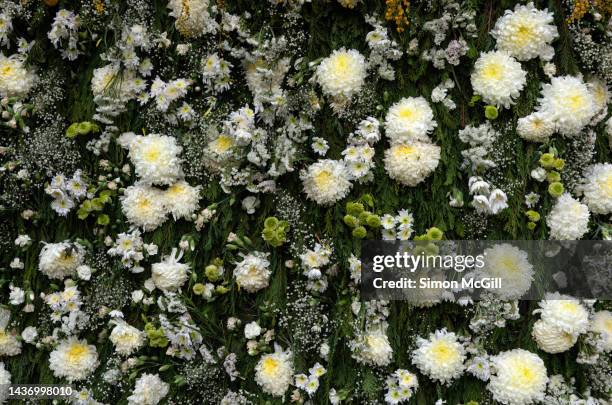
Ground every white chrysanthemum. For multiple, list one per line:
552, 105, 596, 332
537, 76, 598, 136
0, 53, 35, 98
0, 361, 10, 403
162, 181, 201, 220
491, 2, 558, 61
167, 0, 216, 38
470, 51, 526, 108
110, 321, 145, 356
384, 142, 440, 187
49, 338, 99, 382
488, 349, 548, 405
482, 244, 534, 300
300, 159, 352, 206
315, 48, 367, 98
587, 76, 610, 116
128, 134, 183, 185
208, 134, 235, 155
590, 310, 612, 352
121, 185, 167, 231
91, 64, 142, 101
546, 193, 590, 240
411, 329, 465, 385
151, 250, 189, 292
0, 329, 21, 357
255, 344, 293, 397
534, 293, 589, 336
127, 373, 169, 405
517, 112, 555, 143
352, 329, 393, 367
39, 241, 85, 280
532, 319, 577, 354
384, 97, 437, 143
233, 252, 271, 293
580, 163, 612, 215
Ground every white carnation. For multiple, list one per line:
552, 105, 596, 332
0, 53, 35, 98
482, 243, 534, 300
516, 112, 555, 143
127, 373, 169, 405
49, 338, 99, 382
39, 241, 85, 280
315, 48, 367, 99
487, 349, 548, 405
580, 163, 612, 215
128, 134, 183, 185
532, 319, 577, 354
162, 180, 201, 220
255, 344, 293, 397
534, 293, 589, 336
233, 251, 271, 293
110, 321, 146, 356
384, 142, 440, 187
590, 310, 612, 352
470, 51, 526, 108
121, 184, 168, 231
151, 249, 190, 292
546, 193, 590, 240
300, 159, 352, 206
384, 97, 437, 143
491, 2, 558, 61
411, 329, 465, 385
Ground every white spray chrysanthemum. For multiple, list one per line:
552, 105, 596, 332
352, 329, 393, 367
411, 329, 465, 385
110, 321, 146, 356
491, 2, 558, 61
255, 343, 293, 397
315, 48, 367, 99
49, 338, 99, 382
127, 373, 169, 405
39, 241, 85, 280
162, 180, 201, 220
590, 310, 612, 352
532, 319, 578, 354
580, 163, 612, 215
546, 193, 590, 240
481, 243, 534, 300
121, 184, 168, 231
0, 53, 35, 98
470, 51, 526, 108
300, 159, 352, 206
384, 142, 440, 187
487, 349, 548, 405
534, 293, 589, 336
517, 112, 555, 143
537, 76, 598, 136
384, 97, 437, 143
151, 249, 190, 292
128, 134, 183, 185
233, 251, 271, 293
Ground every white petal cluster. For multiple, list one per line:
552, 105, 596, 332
0, 53, 35, 98
127, 373, 169, 405
162, 180, 201, 220
0, 362, 10, 403
534, 293, 589, 336
300, 159, 352, 206
517, 112, 555, 143
110, 321, 146, 356
167, 0, 217, 38
233, 251, 271, 293
546, 193, 590, 240
482, 243, 533, 300
537, 76, 598, 136
91, 64, 144, 101
384, 97, 437, 143
0, 329, 21, 357
49, 338, 99, 382
487, 349, 548, 405
470, 51, 526, 108
384, 142, 440, 187
255, 344, 293, 397
491, 2, 558, 61
532, 319, 577, 354
351, 329, 393, 367
39, 241, 85, 280
590, 310, 612, 352
151, 249, 190, 292
121, 185, 168, 231
411, 329, 465, 385
127, 134, 183, 185
580, 163, 612, 215
315, 48, 367, 99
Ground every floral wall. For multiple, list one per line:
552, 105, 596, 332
0, 0, 611, 404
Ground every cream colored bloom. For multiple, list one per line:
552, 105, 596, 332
384, 142, 440, 187
49, 338, 99, 382
487, 349, 548, 405
301, 159, 352, 206
384, 97, 437, 143
255, 344, 293, 397
412, 329, 465, 384
580, 163, 612, 215
315, 48, 366, 99
0, 54, 35, 98
471, 51, 526, 108
590, 310, 612, 352
532, 319, 577, 353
